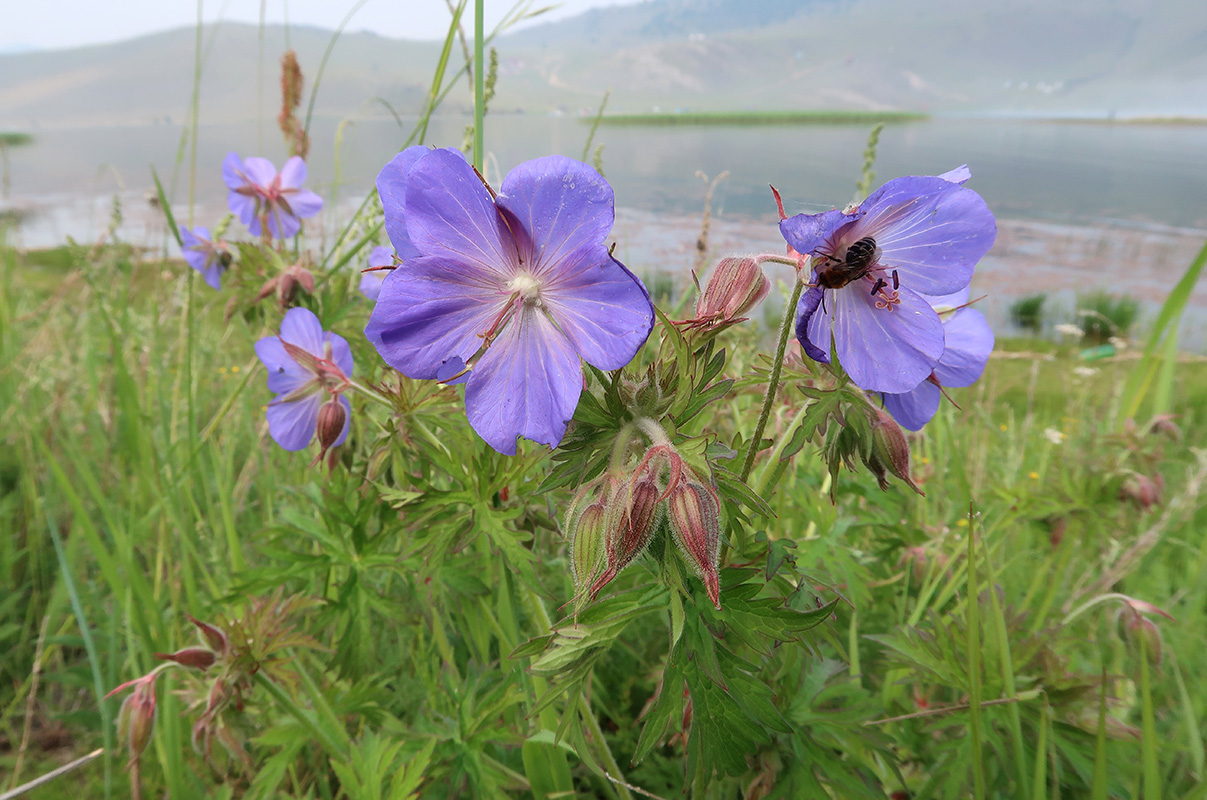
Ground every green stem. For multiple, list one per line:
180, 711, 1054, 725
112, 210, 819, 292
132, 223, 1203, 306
579, 694, 634, 800
967, 512, 986, 799
739, 277, 803, 482
750, 399, 810, 498
255, 671, 349, 759
473, 0, 485, 172
346, 379, 396, 410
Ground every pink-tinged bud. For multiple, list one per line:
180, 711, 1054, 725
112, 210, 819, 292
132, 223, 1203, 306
255, 276, 279, 303
287, 263, 315, 294
313, 396, 347, 465
867, 408, 923, 496
666, 476, 722, 609
1119, 473, 1162, 510
1147, 414, 1181, 440
1117, 606, 1165, 668
589, 473, 663, 599
187, 615, 230, 655
154, 647, 217, 670
113, 674, 157, 767
693, 256, 770, 330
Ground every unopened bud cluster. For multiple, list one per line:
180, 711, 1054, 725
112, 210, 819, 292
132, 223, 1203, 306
566, 442, 723, 610
825, 400, 923, 497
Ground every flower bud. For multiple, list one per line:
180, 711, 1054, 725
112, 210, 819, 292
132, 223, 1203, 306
695, 256, 770, 329
570, 502, 607, 598
113, 674, 158, 767
187, 614, 230, 656
1119, 473, 1162, 510
866, 407, 923, 496
1148, 414, 1181, 440
589, 472, 663, 599
1118, 606, 1165, 668
154, 647, 217, 670
313, 396, 347, 465
666, 474, 722, 609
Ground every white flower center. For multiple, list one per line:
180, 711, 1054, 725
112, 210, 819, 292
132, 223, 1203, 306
508, 273, 543, 306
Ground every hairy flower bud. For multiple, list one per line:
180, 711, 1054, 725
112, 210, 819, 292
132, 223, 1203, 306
565, 482, 609, 600
666, 474, 722, 609
590, 472, 663, 599
696, 256, 770, 327
313, 396, 347, 466
866, 407, 923, 495
154, 647, 217, 671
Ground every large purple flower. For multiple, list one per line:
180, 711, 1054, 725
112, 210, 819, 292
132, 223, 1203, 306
365, 147, 654, 455
882, 290, 996, 430
180, 225, 230, 290
254, 307, 353, 452
358, 245, 394, 302
783, 166, 996, 393
223, 153, 323, 239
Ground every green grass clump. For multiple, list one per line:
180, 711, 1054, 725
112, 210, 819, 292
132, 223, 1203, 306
1077, 291, 1141, 343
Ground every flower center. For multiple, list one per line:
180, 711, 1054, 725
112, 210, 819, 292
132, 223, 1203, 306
508, 273, 543, 307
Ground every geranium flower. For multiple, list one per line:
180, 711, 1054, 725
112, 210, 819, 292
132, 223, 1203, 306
254, 307, 353, 453
365, 147, 653, 455
223, 152, 323, 239
180, 225, 230, 290
782, 166, 996, 393
358, 245, 394, 301
881, 290, 995, 430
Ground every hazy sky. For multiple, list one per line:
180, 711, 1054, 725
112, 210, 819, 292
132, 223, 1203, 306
0, 0, 640, 51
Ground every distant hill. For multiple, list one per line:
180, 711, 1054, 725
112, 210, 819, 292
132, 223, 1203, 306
1, 0, 1204, 130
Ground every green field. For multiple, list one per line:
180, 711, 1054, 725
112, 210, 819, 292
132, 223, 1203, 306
3, 232, 1206, 798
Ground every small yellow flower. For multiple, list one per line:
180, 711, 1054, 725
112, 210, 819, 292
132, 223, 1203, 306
920, 457, 930, 465
218, 366, 228, 374
956, 518, 969, 528
231, 366, 240, 373
1029, 471, 1040, 480
999, 423, 1008, 432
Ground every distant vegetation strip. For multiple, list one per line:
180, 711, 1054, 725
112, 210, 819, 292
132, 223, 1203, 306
0, 132, 34, 146
1050, 116, 1207, 126
593, 110, 928, 126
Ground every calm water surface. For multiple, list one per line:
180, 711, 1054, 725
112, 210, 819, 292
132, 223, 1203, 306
6, 115, 1207, 345
8, 115, 1207, 235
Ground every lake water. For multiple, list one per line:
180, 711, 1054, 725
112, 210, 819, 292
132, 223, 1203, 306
4, 115, 1207, 343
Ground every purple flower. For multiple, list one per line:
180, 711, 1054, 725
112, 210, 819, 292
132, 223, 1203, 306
223, 153, 323, 239
359, 245, 394, 302
365, 147, 654, 455
180, 225, 230, 290
783, 166, 996, 393
254, 307, 353, 452
882, 290, 996, 430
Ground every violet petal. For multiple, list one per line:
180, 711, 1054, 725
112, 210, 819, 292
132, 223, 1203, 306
495, 156, 615, 278
934, 308, 994, 388
404, 149, 514, 276
883, 381, 942, 431
541, 253, 652, 370
364, 254, 504, 380
831, 284, 944, 393
266, 392, 322, 451
464, 308, 581, 455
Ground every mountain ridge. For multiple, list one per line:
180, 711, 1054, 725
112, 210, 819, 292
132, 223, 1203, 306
1, 0, 1204, 130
